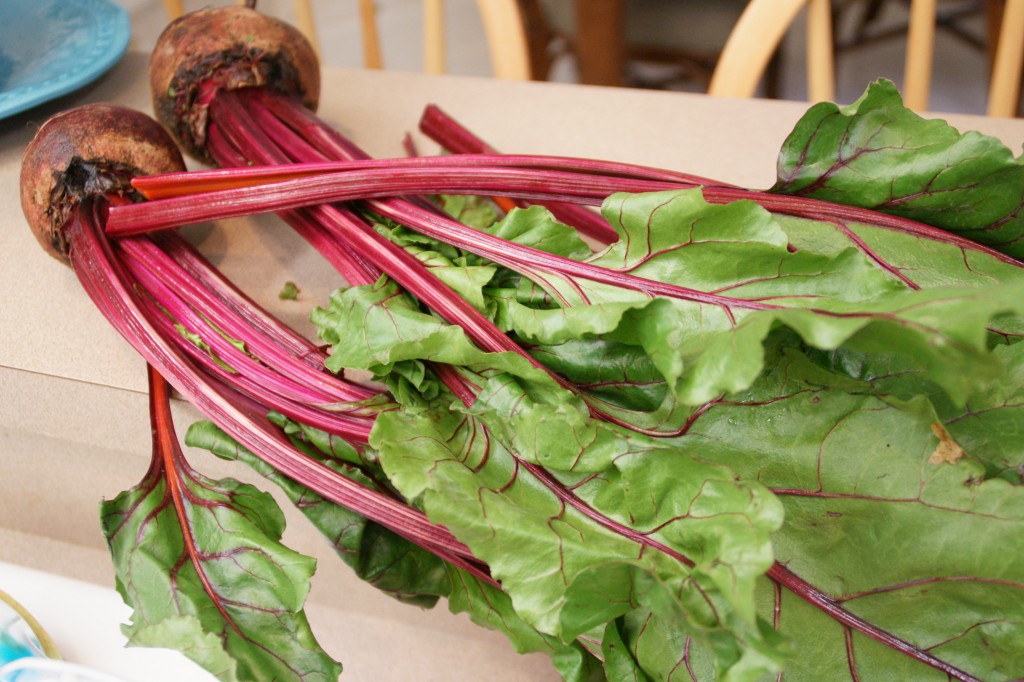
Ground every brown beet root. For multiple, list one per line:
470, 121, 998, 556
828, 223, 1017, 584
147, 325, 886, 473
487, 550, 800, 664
20, 104, 186, 263
149, 6, 320, 163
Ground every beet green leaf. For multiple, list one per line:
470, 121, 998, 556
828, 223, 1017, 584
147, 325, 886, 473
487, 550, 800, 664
314, 177, 1024, 679
184, 418, 611, 681
184, 418, 452, 607
100, 430, 341, 682
772, 80, 1024, 257
370, 379, 786, 680
667, 333, 1024, 680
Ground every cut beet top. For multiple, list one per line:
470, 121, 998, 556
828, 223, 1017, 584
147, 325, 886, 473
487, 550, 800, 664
20, 103, 185, 262
149, 5, 319, 162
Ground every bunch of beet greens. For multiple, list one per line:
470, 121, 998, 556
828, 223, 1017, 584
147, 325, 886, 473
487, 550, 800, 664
22, 6, 1024, 682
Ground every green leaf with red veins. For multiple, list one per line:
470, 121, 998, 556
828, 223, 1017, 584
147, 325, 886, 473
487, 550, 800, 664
465, 365, 783, 609
809, 341, 1024, 484
370, 374, 786, 680
184, 419, 611, 677
489, 190, 1024, 406
427, 264, 498, 314
312, 276, 548, 390
772, 79, 1024, 257
940, 344, 1024, 483
375, 223, 502, 313
183, 418, 452, 607
485, 204, 593, 261
655, 335, 1024, 680
589, 190, 903, 303
529, 338, 669, 413
128, 616, 239, 679
445, 566, 606, 682
772, 213, 1024, 296
601, 617, 653, 682
313, 275, 785, 641
333, 190, 1024, 415
100, 455, 341, 682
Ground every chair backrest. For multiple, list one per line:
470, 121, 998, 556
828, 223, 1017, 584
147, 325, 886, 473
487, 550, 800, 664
988, 0, 1024, 117
358, 0, 532, 80
707, 0, 834, 103
163, 1, 531, 81
162, 1, 320, 55
708, 0, 1023, 117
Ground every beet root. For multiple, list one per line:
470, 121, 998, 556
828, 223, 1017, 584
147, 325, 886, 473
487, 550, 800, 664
149, 6, 320, 163
20, 104, 186, 263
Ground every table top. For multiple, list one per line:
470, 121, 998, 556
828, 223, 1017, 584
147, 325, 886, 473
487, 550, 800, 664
2, 50, 1023, 682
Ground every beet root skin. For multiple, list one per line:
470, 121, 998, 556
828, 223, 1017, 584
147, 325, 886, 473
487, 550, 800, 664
149, 6, 320, 163
20, 103, 186, 263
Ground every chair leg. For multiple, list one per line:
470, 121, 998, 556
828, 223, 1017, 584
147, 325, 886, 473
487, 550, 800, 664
359, 0, 384, 69
424, 0, 446, 75
985, 0, 1004, 66
162, 0, 184, 19
988, 0, 1024, 116
293, 0, 320, 57
515, 0, 559, 80
903, 0, 936, 110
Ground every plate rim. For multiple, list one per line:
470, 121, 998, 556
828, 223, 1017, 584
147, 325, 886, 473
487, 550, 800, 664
0, 0, 131, 120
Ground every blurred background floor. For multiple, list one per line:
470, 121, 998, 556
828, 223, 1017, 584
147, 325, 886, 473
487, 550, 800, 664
116, 0, 1000, 116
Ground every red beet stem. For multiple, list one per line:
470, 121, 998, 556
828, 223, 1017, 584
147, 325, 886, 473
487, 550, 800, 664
67, 196, 487, 575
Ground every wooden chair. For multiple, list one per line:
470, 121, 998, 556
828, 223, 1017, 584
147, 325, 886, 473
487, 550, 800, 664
162, 1, 532, 81
707, 0, 834, 102
521, 0, 758, 91
162, 1, 319, 55
358, 0, 532, 79
708, 0, 1023, 116
988, 0, 1024, 116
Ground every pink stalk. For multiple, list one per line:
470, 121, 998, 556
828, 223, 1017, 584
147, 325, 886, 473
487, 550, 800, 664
202, 92, 710, 565
206, 121, 381, 285
69, 196, 491, 582
204, 92, 561, 370
113, 155, 1020, 271
417, 103, 733, 244
418, 105, 614, 243
123, 234, 375, 403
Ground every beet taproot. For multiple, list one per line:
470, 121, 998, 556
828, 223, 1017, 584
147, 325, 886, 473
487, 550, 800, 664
20, 104, 185, 263
149, 6, 320, 162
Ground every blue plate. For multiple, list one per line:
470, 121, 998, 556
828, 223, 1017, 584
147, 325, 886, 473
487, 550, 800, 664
0, 0, 130, 120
